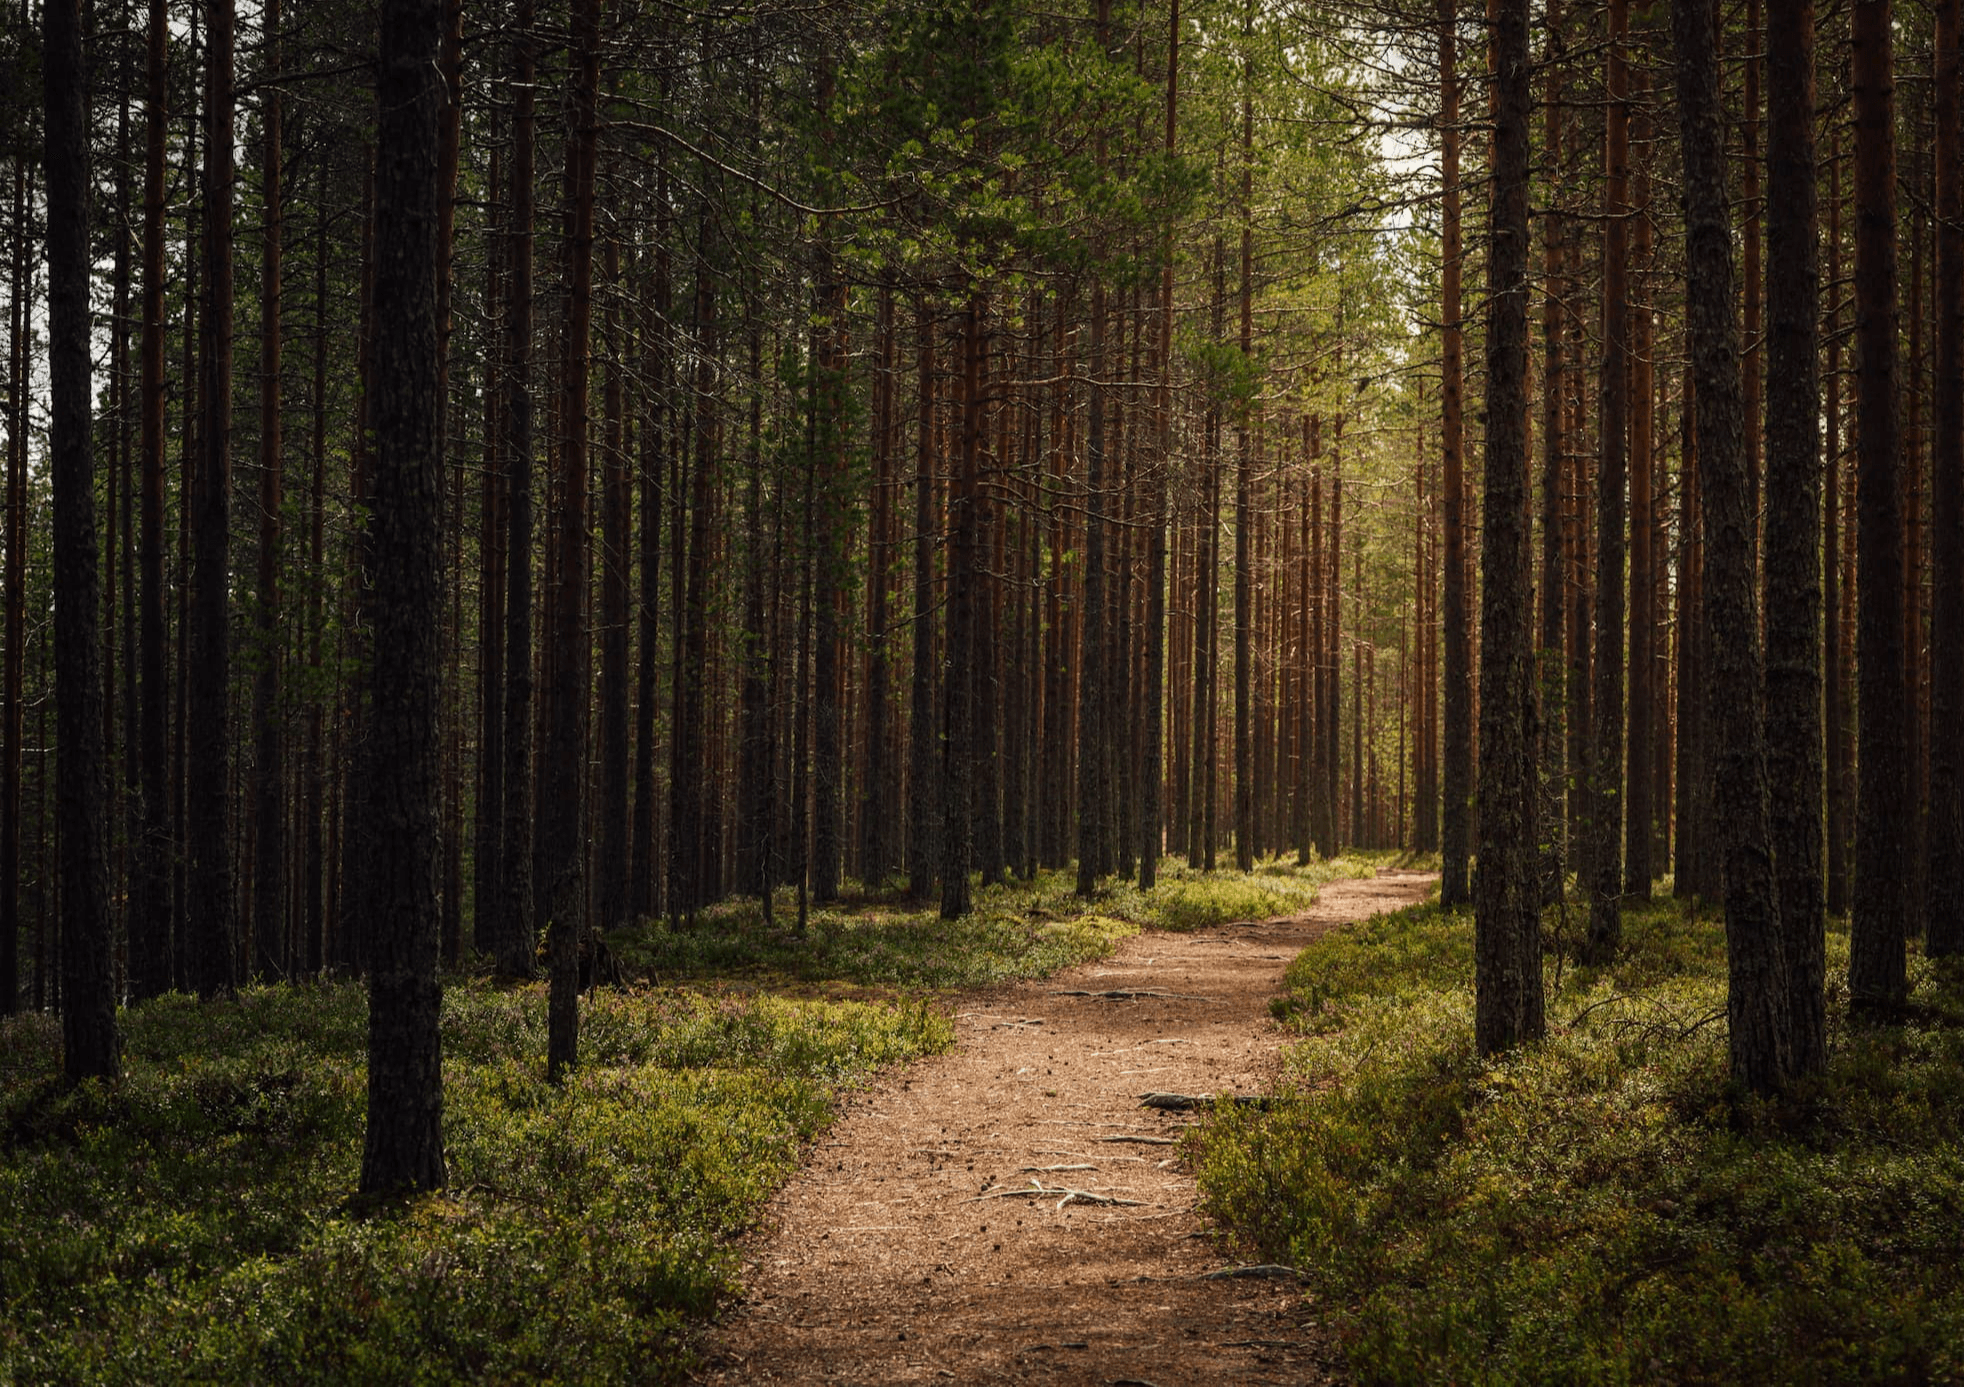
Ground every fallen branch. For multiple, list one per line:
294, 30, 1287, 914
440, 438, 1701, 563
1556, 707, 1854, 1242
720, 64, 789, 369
966, 1179, 1146, 1210
1139, 1091, 1269, 1111
1565, 993, 1639, 1028
1050, 988, 1216, 1002
1098, 1135, 1177, 1145
1020, 1163, 1096, 1173
1199, 1264, 1303, 1280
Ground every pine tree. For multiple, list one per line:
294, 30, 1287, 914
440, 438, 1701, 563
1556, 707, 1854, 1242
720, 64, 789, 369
359, 0, 447, 1193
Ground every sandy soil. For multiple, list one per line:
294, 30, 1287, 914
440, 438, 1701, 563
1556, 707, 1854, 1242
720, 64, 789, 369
697, 867, 1438, 1386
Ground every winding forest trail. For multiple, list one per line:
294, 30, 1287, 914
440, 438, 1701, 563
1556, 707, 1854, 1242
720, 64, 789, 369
700, 867, 1439, 1386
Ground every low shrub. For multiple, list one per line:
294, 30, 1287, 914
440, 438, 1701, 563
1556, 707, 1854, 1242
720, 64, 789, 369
1193, 895, 1964, 1385
613, 852, 1406, 989
0, 982, 949, 1385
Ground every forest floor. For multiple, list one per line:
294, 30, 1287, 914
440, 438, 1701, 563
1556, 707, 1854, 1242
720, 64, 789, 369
697, 867, 1438, 1386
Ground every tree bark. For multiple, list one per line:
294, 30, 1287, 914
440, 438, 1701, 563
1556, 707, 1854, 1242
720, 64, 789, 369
1928, 0, 1964, 956
860, 282, 896, 886
1825, 126, 1851, 919
1764, 0, 1826, 1072
737, 313, 772, 911
1585, 0, 1631, 963
599, 229, 631, 931
187, 0, 237, 997
360, 0, 447, 1192
2, 156, 25, 1014
1141, 0, 1179, 889
941, 295, 985, 920
812, 266, 846, 904
1625, 64, 1656, 898
1077, 269, 1109, 894
129, 0, 171, 1000
544, 0, 602, 1081
1474, 0, 1544, 1056
45, 0, 119, 1080
474, 146, 505, 953
1233, 74, 1255, 875
1439, 0, 1472, 907
1850, 0, 1911, 1011
1673, 0, 1788, 1093
907, 299, 939, 899
497, 1, 538, 978
252, 0, 286, 979
630, 161, 668, 921
1538, 0, 1568, 901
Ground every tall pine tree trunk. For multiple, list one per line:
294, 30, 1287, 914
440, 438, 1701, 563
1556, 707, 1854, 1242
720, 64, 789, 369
629, 170, 668, 920
251, 0, 285, 979
598, 229, 630, 931
1439, 0, 1472, 907
1233, 76, 1255, 874
907, 299, 939, 899
1141, 0, 1179, 889
46, 0, 119, 1079
1625, 64, 1656, 898
360, 0, 446, 1191
1586, 0, 1631, 962
941, 295, 985, 920
187, 0, 237, 996
860, 283, 895, 886
1077, 241, 1110, 890
497, 4, 538, 978
2, 154, 22, 1015
812, 268, 846, 904
1927, 0, 1964, 955
739, 315, 772, 908
1473, 0, 1543, 1055
1674, 0, 1787, 1093
130, 0, 171, 1000
474, 147, 506, 953
1825, 127, 1851, 918
1538, 0, 1568, 901
1765, 0, 1826, 1072
544, 0, 601, 1080
1850, 0, 1911, 1011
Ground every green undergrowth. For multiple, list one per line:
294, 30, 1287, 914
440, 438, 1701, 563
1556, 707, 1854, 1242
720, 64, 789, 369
0, 981, 950, 1385
1192, 893, 1964, 1385
612, 851, 1401, 991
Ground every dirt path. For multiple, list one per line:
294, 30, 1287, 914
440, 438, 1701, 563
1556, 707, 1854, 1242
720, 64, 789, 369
700, 868, 1437, 1386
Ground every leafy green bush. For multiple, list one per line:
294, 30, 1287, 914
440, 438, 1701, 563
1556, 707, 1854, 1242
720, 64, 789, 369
613, 852, 1403, 988
1125, 853, 1398, 933
0, 981, 949, 1385
1193, 896, 1964, 1385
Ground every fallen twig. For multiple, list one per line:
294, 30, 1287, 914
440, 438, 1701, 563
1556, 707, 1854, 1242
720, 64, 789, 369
966, 1179, 1147, 1210
1051, 988, 1216, 1002
1139, 1091, 1269, 1111
1198, 1263, 1303, 1280
1098, 1135, 1177, 1145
